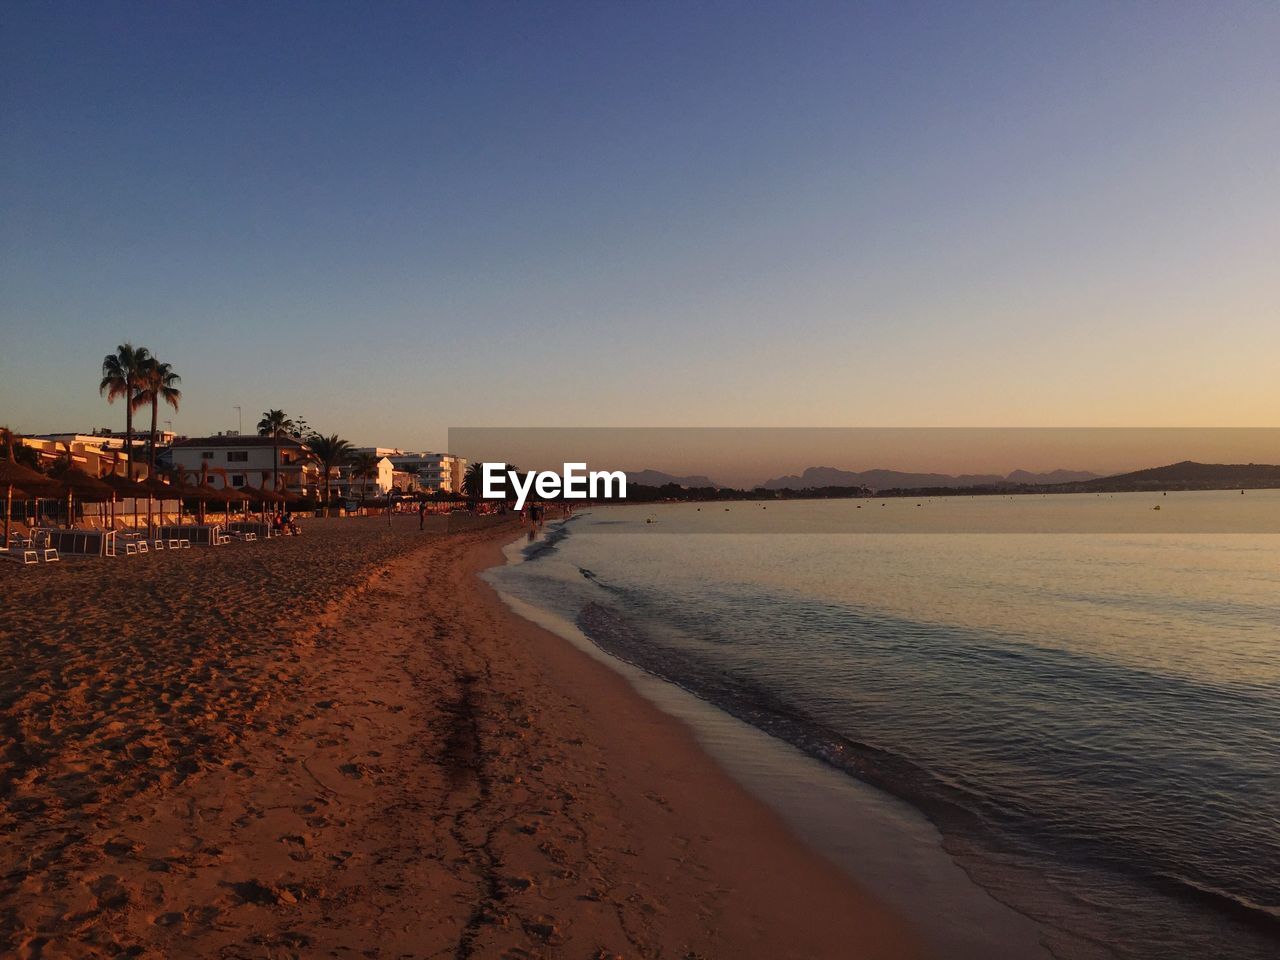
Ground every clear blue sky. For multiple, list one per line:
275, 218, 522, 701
2, 1, 1277, 454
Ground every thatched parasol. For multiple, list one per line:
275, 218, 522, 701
242, 483, 283, 503
159, 475, 205, 524
0, 459, 55, 491
101, 473, 154, 530
238, 484, 282, 523
101, 473, 151, 498
276, 487, 307, 505
0, 460, 58, 546
221, 483, 251, 524
142, 476, 186, 530
53, 466, 114, 498
51, 466, 115, 529
191, 483, 229, 525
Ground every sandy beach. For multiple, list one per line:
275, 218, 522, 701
0, 515, 923, 958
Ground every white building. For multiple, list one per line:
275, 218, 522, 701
28, 429, 178, 479
167, 434, 318, 493
386, 452, 467, 494
36, 428, 178, 449
336, 456, 395, 498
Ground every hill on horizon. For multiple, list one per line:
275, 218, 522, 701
760, 465, 1100, 491
1072, 461, 1280, 491
627, 469, 720, 488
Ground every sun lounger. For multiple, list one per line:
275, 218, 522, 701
2, 548, 39, 565
124, 542, 138, 556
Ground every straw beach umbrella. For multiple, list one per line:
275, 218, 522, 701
0, 459, 57, 545
101, 472, 153, 531
4, 485, 29, 535
138, 476, 165, 532
142, 475, 183, 531
241, 483, 281, 522
207, 467, 249, 525
194, 482, 231, 525
163, 472, 205, 524
0, 428, 59, 543
51, 466, 114, 529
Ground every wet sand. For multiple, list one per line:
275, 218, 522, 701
1, 515, 924, 958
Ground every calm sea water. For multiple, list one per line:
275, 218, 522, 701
485, 492, 1280, 960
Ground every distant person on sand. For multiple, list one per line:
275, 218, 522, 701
418, 500, 426, 530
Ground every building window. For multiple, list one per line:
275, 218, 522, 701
231, 475, 245, 487
227, 451, 248, 462
201, 451, 215, 460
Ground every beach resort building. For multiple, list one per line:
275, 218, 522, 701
24, 432, 164, 478
166, 434, 319, 494
334, 456, 396, 499
350, 448, 467, 494
387, 452, 467, 494
390, 469, 420, 494
35, 429, 173, 451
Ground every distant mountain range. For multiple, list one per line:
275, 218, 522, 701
629, 461, 1280, 495
627, 469, 721, 488
759, 466, 1100, 491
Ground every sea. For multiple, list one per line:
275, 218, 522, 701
482, 491, 1280, 960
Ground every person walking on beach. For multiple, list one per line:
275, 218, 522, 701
418, 500, 426, 531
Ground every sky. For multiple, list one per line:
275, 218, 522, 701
2, 1, 1278, 466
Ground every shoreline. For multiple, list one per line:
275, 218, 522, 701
484, 522, 1050, 960
2, 515, 926, 958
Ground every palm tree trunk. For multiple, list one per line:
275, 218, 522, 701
149, 399, 159, 473
273, 438, 279, 491
125, 402, 134, 480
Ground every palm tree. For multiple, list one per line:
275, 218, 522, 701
349, 452, 380, 499
403, 466, 423, 496
136, 358, 181, 474
256, 409, 294, 491
100, 343, 152, 478
306, 434, 353, 516
463, 461, 485, 500
462, 463, 518, 500
0, 427, 38, 471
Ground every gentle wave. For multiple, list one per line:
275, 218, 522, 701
500, 508, 1280, 958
